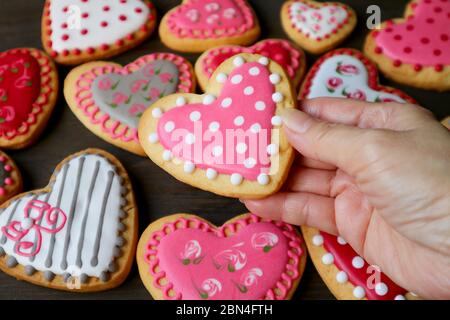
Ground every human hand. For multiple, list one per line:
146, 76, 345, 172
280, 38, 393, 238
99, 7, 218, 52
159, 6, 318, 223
241, 98, 450, 299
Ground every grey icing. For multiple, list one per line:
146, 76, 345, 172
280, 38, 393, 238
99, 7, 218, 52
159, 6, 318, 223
43, 271, 55, 281
0, 201, 20, 245
25, 265, 36, 276
0, 246, 4, 256
108, 262, 117, 273
115, 237, 125, 247
113, 247, 122, 258
6, 256, 17, 268
92, 60, 180, 129
80, 273, 88, 284
63, 272, 71, 282
117, 223, 126, 232
100, 271, 110, 282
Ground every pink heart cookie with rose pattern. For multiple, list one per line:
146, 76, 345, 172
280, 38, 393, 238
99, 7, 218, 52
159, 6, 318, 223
139, 54, 296, 199
137, 214, 306, 300
364, 0, 450, 91
159, 0, 260, 53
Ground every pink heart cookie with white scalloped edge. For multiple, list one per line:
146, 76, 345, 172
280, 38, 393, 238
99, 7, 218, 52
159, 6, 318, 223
364, 0, 450, 91
137, 213, 306, 300
281, 0, 357, 54
64, 53, 196, 156
42, 0, 157, 65
299, 48, 416, 104
138, 54, 296, 199
159, 0, 260, 53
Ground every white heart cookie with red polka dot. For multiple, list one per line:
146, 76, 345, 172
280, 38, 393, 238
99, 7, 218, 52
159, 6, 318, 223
138, 54, 296, 199
42, 0, 157, 65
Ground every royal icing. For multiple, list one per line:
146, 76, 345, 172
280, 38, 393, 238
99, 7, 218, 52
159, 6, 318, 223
143, 215, 303, 300
154, 58, 284, 184
0, 154, 127, 282
374, 0, 450, 68
288, 1, 349, 40
47, 0, 152, 53
167, 0, 255, 38
300, 49, 416, 103
73, 53, 194, 143
0, 154, 16, 198
312, 231, 407, 300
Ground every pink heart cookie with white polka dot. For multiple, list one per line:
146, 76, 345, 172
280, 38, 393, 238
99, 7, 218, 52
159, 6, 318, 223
42, 0, 157, 65
159, 0, 260, 53
364, 0, 450, 91
138, 54, 296, 199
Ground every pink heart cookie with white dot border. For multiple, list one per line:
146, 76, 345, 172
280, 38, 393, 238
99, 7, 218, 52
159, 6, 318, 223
364, 0, 450, 91
281, 0, 357, 54
42, 0, 157, 65
138, 54, 296, 199
137, 213, 306, 300
159, 0, 260, 53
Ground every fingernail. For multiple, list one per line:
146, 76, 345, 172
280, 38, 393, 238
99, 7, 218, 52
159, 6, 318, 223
281, 108, 312, 133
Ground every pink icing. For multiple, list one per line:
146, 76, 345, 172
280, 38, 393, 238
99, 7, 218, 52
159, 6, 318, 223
375, 0, 450, 66
167, 0, 255, 38
143, 215, 303, 300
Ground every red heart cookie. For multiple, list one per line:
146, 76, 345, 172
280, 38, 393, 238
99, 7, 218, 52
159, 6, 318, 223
139, 54, 296, 199
64, 53, 196, 156
0, 48, 58, 149
195, 39, 306, 90
159, 0, 260, 53
299, 48, 416, 104
137, 213, 306, 300
0, 151, 21, 205
42, 0, 157, 65
281, 0, 357, 54
364, 0, 450, 91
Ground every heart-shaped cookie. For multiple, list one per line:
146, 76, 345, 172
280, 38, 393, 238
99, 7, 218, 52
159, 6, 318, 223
159, 0, 260, 53
195, 39, 306, 90
299, 48, 416, 104
139, 54, 296, 199
281, 0, 356, 54
0, 48, 58, 149
137, 213, 306, 300
364, 0, 450, 91
42, 0, 156, 65
64, 53, 196, 156
0, 151, 22, 206
0, 149, 137, 292
302, 227, 412, 300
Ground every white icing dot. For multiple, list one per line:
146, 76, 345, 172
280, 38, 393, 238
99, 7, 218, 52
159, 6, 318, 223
312, 234, 324, 246
255, 101, 266, 111
353, 286, 366, 299
189, 111, 201, 122
250, 123, 261, 133
21, 218, 33, 230
271, 116, 282, 126
233, 56, 245, 66
185, 133, 196, 145
164, 121, 175, 133
352, 256, 365, 269
336, 271, 348, 284
231, 74, 243, 84
203, 94, 216, 105
230, 173, 243, 185
148, 133, 159, 143
321, 253, 334, 265
269, 73, 281, 84
183, 161, 195, 173
258, 57, 269, 66
209, 121, 220, 132
249, 66, 260, 76
272, 92, 284, 103
236, 142, 247, 154
394, 295, 406, 300
244, 157, 256, 168
212, 145, 223, 157
257, 173, 270, 185
234, 116, 245, 126
244, 86, 254, 95
267, 144, 279, 155
221, 97, 232, 108
162, 150, 172, 161
216, 72, 228, 83
375, 282, 388, 296
337, 236, 347, 245
152, 108, 163, 118
206, 168, 218, 180
176, 96, 186, 106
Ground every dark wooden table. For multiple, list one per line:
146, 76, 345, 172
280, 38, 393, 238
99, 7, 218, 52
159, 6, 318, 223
0, 0, 448, 300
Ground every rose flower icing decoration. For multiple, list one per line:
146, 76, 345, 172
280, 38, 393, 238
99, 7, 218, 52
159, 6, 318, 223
364, 0, 450, 91
137, 213, 306, 300
138, 54, 296, 199
159, 0, 261, 53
